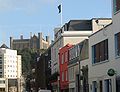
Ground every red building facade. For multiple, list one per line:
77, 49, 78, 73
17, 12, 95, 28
59, 44, 73, 92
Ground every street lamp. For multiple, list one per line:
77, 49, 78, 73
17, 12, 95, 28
78, 43, 84, 92
58, 76, 60, 92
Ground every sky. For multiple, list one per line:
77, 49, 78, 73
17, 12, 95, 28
0, 0, 112, 47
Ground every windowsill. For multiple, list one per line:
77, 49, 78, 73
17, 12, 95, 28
92, 60, 109, 66
115, 55, 120, 59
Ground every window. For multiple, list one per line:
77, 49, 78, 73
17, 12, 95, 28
62, 72, 64, 81
99, 81, 103, 92
65, 52, 68, 62
104, 79, 112, 92
116, 76, 120, 92
92, 81, 97, 92
0, 72, 2, 74
0, 80, 5, 84
65, 70, 68, 81
0, 61, 2, 64
61, 54, 64, 64
113, 0, 120, 14
115, 32, 120, 56
68, 67, 74, 81
0, 65, 2, 69
92, 39, 108, 64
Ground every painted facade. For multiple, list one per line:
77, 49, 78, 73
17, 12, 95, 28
59, 44, 73, 92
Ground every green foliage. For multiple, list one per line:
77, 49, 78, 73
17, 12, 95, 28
17, 48, 46, 77
18, 49, 35, 76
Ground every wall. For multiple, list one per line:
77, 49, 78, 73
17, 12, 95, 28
92, 19, 112, 33
89, 11, 120, 92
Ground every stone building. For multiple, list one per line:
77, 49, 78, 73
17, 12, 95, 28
10, 32, 50, 51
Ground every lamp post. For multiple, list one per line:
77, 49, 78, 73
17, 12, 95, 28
58, 76, 60, 92
78, 43, 84, 92
78, 59, 81, 92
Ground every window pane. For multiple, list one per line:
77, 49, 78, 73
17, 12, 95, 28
100, 41, 104, 61
92, 39, 108, 64
96, 44, 100, 63
113, 0, 120, 13
92, 81, 97, 92
104, 39, 108, 60
116, 76, 120, 92
104, 79, 112, 92
99, 81, 103, 92
116, 0, 120, 12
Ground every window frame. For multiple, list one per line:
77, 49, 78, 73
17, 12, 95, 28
115, 32, 120, 57
65, 51, 68, 62
113, 0, 120, 14
61, 54, 64, 64
92, 39, 108, 64
62, 71, 64, 81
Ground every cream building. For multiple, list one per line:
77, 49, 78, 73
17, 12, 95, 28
0, 44, 22, 92
88, 0, 120, 92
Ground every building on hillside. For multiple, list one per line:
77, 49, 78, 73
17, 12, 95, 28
88, 0, 120, 92
10, 32, 50, 51
0, 44, 22, 92
68, 39, 89, 92
50, 19, 112, 92
59, 44, 73, 92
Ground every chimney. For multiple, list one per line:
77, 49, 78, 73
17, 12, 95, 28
46, 36, 50, 45
10, 37, 13, 49
20, 35, 23, 39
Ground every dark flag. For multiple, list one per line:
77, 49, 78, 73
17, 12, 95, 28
58, 5, 61, 13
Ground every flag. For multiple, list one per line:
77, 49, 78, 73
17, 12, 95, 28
58, 4, 61, 13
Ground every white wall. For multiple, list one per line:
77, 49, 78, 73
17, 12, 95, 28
92, 19, 112, 33
89, 11, 120, 92
51, 31, 91, 74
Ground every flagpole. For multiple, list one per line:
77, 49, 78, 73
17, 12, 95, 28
60, 4, 62, 27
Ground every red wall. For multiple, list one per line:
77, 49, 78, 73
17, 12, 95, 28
59, 44, 73, 90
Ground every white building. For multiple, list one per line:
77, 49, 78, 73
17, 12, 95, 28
88, 0, 120, 92
0, 44, 22, 92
